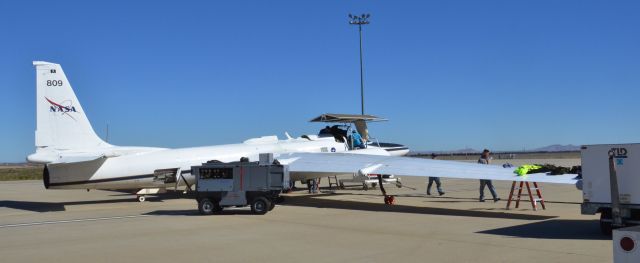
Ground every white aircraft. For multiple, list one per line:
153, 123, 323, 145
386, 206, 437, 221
27, 61, 579, 202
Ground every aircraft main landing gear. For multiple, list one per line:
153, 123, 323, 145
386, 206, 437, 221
377, 174, 395, 205
384, 195, 395, 205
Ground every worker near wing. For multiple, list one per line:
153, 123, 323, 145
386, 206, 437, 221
478, 149, 500, 202
427, 153, 445, 196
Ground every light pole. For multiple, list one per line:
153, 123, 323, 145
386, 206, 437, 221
349, 13, 370, 115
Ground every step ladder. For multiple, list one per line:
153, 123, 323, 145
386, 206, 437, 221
506, 181, 546, 211
327, 175, 340, 189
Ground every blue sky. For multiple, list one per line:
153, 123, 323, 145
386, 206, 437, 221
1, 1, 639, 162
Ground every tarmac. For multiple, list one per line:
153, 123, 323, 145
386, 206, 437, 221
0, 158, 612, 263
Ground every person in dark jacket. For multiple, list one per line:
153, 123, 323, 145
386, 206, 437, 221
306, 178, 318, 194
478, 149, 499, 202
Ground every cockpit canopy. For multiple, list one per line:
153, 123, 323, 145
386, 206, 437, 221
310, 113, 387, 141
309, 113, 387, 123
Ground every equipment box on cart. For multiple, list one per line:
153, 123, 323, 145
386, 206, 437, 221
192, 154, 290, 215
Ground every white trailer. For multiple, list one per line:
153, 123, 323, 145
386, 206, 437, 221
581, 143, 640, 234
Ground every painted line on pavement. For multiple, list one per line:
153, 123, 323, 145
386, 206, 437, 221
0, 215, 151, 229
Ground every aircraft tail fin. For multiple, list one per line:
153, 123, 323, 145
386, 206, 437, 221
32, 61, 109, 152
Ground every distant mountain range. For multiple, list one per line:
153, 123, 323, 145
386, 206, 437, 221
530, 144, 580, 152
412, 144, 580, 155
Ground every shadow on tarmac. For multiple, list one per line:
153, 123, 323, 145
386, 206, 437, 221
0, 196, 166, 212
1, 191, 559, 222
0, 200, 68, 212
478, 219, 608, 240
280, 193, 555, 221
144, 208, 256, 216
139, 192, 556, 220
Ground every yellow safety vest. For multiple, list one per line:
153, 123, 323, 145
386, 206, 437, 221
514, 164, 542, 176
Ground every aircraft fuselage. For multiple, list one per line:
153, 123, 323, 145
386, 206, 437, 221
45, 137, 348, 190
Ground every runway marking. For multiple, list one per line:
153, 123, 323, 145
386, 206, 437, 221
0, 215, 151, 229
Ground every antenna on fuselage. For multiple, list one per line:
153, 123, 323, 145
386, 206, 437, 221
105, 123, 110, 143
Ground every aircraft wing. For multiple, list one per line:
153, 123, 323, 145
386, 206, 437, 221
276, 152, 579, 185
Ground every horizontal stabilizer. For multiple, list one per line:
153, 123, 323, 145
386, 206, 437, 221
27, 151, 118, 164
51, 155, 106, 164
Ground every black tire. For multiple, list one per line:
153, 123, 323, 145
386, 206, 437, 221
198, 198, 214, 215
269, 201, 276, 211
213, 203, 223, 213
600, 209, 612, 235
251, 197, 270, 215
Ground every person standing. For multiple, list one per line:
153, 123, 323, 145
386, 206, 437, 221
351, 130, 365, 149
427, 154, 444, 196
306, 179, 318, 194
478, 149, 499, 202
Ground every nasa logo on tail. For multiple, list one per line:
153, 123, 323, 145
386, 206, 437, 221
46, 97, 78, 121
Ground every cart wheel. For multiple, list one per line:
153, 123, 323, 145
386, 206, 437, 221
600, 209, 613, 235
251, 197, 270, 215
137, 195, 146, 202
198, 198, 214, 215
362, 183, 369, 191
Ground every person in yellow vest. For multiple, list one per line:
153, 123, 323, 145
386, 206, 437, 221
478, 149, 499, 202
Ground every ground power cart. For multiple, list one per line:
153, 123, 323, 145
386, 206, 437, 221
192, 155, 290, 215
